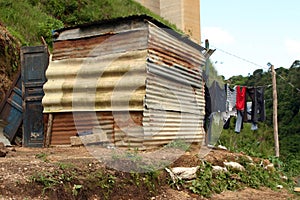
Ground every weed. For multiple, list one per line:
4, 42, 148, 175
87, 170, 116, 199
130, 171, 140, 186
30, 172, 59, 194
72, 184, 82, 196
165, 139, 190, 151
35, 152, 48, 162
30, 168, 75, 195
189, 163, 213, 197
125, 150, 142, 163
56, 162, 75, 170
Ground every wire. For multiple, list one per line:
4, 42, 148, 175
210, 44, 300, 93
277, 74, 300, 93
210, 45, 269, 71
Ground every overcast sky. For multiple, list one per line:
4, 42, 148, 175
200, 0, 300, 79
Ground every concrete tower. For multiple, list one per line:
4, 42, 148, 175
135, 0, 201, 44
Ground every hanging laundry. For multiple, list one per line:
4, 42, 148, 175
235, 110, 244, 133
246, 87, 266, 122
234, 86, 247, 133
236, 86, 247, 111
225, 84, 236, 112
207, 112, 224, 145
204, 83, 211, 133
209, 81, 226, 113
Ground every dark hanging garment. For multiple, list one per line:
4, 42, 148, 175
236, 86, 247, 111
223, 116, 231, 129
204, 83, 211, 132
209, 81, 226, 113
247, 87, 266, 122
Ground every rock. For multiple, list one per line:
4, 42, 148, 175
245, 155, 253, 163
212, 165, 228, 173
280, 175, 288, 181
277, 185, 283, 189
223, 161, 245, 171
0, 149, 7, 157
0, 142, 5, 149
264, 163, 275, 172
170, 166, 200, 180
217, 145, 227, 150
0, 142, 7, 157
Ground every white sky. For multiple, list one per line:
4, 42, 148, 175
200, 0, 300, 79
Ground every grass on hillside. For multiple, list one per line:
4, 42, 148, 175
0, 0, 181, 47
218, 119, 300, 177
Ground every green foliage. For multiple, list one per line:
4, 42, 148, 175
187, 160, 294, 198
30, 169, 75, 194
224, 65, 300, 177
165, 139, 190, 151
37, 16, 64, 49
189, 163, 213, 197
189, 163, 240, 198
0, 0, 62, 45
87, 170, 116, 199
72, 184, 83, 196
130, 169, 160, 195
219, 122, 274, 158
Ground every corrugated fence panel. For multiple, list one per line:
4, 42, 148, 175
43, 50, 147, 113
143, 109, 203, 147
143, 21, 206, 148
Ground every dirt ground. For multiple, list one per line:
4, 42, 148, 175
0, 145, 297, 200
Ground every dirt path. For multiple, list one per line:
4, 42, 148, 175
0, 146, 297, 200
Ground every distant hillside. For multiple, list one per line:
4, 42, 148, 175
0, 0, 180, 47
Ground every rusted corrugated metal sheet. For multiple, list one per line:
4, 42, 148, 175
142, 20, 206, 148
50, 112, 115, 145
143, 110, 203, 147
49, 111, 144, 147
43, 50, 147, 112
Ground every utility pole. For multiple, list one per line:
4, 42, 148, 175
269, 63, 280, 157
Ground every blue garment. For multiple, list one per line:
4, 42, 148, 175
235, 110, 244, 133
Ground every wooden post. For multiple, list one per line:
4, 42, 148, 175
271, 64, 280, 157
45, 114, 53, 148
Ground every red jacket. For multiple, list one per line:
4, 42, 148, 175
236, 86, 246, 110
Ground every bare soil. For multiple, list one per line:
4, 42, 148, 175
0, 145, 297, 200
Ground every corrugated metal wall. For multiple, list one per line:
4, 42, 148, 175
43, 19, 149, 146
143, 21, 206, 148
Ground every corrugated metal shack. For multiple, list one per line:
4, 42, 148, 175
43, 15, 207, 149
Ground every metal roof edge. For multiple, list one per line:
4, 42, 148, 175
53, 15, 206, 53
